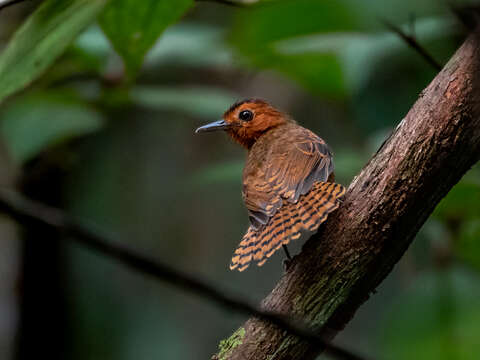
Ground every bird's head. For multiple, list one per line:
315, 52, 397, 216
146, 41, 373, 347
195, 99, 289, 149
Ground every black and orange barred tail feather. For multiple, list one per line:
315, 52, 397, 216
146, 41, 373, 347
230, 227, 257, 272
229, 181, 346, 271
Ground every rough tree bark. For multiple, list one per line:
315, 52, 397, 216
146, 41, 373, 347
214, 29, 480, 360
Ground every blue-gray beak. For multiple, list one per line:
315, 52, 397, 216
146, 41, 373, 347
195, 119, 229, 133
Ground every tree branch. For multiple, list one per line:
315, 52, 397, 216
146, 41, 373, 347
383, 19, 443, 71
0, 188, 368, 360
216, 28, 480, 359
0, 0, 32, 12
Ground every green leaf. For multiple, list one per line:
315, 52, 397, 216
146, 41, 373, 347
99, 0, 193, 78
232, 0, 358, 53
73, 24, 114, 64
144, 24, 232, 68
276, 16, 458, 94
0, 0, 108, 104
230, 0, 358, 96
0, 93, 104, 163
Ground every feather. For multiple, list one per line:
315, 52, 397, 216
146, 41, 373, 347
230, 181, 346, 271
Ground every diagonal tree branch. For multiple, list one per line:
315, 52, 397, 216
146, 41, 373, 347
0, 188, 368, 360
215, 28, 480, 359
382, 19, 443, 71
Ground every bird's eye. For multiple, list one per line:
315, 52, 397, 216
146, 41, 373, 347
238, 110, 254, 121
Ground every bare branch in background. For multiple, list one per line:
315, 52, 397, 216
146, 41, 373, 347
0, 188, 370, 360
0, 0, 32, 12
194, 0, 256, 7
382, 19, 443, 71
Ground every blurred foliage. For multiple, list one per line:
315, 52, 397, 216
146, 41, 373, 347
99, 0, 193, 78
434, 169, 480, 271
187, 160, 244, 188
457, 219, 480, 270
144, 23, 233, 68
0, 91, 103, 163
131, 86, 238, 119
0, 0, 478, 359
434, 182, 480, 221
230, 0, 358, 96
381, 269, 480, 360
0, 0, 108, 103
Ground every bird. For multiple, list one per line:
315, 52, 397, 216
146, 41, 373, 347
195, 99, 345, 271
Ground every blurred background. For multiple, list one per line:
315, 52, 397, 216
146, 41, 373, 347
0, 0, 479, 359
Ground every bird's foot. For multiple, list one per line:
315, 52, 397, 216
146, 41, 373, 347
283, 258, 293, 272
282, 244, 293, 272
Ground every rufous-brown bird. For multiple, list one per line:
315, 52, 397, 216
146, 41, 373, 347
196, 99, 345, 271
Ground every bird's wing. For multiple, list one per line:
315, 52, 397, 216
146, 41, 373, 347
243, 127, 334, 229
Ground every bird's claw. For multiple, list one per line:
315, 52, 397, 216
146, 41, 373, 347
283, 258, 293, 272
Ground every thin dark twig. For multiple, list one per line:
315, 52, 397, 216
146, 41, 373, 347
0, 188, 371, 360
195, 0, 252, 7
0, 0, 32, 11
382, 19, 443, 71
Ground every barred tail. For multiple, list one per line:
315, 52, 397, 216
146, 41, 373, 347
230, 181, 345, 271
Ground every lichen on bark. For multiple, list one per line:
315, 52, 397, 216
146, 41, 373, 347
213, 327, 246, 360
